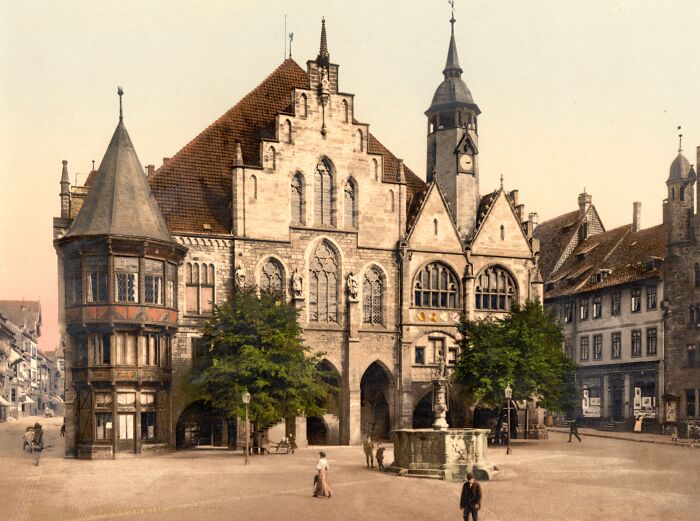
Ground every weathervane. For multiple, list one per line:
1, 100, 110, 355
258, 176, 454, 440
678, 125, 683, 152
117, 86, 124, 121
289, 32, 294, 58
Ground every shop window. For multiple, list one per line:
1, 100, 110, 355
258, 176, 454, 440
631, 288, 641, 313
415, 346, 425, 365
646, 285, 657, 310
114, 257, 139, 303
646, 328, 657, 356
611, 332, 621, 359
86, 256, 108, 303
141, 411, 157, 441
592, 295, 602, 319
144, 259, 164, 305
95, 412, 113, 441
631, 330, 642, 357
580, 337, 589, 361
415, 263, 460, 309
611, 292, 621, 316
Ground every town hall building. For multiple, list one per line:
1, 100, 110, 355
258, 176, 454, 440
54, 18, 543, 458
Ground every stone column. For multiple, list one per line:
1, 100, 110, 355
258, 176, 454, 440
399, 338, 414, 429
345, 337, 362, 445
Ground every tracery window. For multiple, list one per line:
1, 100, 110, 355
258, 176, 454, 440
344, 178, 357, 229
309, 242, 338, 323
314, 159, 335, 226
413, 262, 459, 309
474, 266, 517, 311
144, 259, 164, 305
114, 257, 139, 303
260, 258, 284, 298
363, 266, 383, 325
291, 173, 305, 225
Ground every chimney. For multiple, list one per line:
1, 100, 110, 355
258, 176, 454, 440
515, 204, 525, 222
146, 165, 155, 178
509, 190, 519, 206
162, 157, 171, 166
578, 191, 592, 214
632, 202, 642, 232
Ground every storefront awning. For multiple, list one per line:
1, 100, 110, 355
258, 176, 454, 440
22, 396, 34, 404
0, 396, 10, 406
50, 396, 64, 405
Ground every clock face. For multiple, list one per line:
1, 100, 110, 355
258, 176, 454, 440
459, 154, 473, 172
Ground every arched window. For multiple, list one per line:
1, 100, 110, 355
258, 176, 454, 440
285, 120, 292, 144
300, 94, 308, 118
363, 266, 383, 324
413, 263, 459, 309
474, 266, 517, 311
291, 173, 305, 225
251, 175, 257, 200
260, 258, 284, 298
309, 242, 338, 323
314, 158, 335, 226
389, 190, 395, 213
268, 146, 276, 170
356, 129, 364, 152
695, 263, 700, 288
344, 178, 357, 229
373, 158, 379, 181
500, 224, 505, 240
342, 99, 349, 123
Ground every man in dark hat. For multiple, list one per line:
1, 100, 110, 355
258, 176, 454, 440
568, 419, 581, 442
460, 472, 482, 521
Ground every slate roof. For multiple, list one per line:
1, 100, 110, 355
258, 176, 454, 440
533, 209, 583, 281
150, 58, 424, 235
544, 223, 666, 299
0, 300, 42, 336
66, 119, 173, 243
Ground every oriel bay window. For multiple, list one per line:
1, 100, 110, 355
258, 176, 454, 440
144, 259, 164, 305
86, 256, 108, 303
115, 257, 139, 303
142, 333, 161, 366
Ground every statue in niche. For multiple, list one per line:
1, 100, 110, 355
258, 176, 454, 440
346, 271, 358, 300
320, 67, 330, 96
436, 351, 447, 379
234, 264, 246, 289
291, 268, 304, 299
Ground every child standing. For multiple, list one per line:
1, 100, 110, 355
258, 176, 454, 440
375, 442, 385, 471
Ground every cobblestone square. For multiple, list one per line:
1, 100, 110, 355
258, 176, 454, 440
3, 417, 699, 521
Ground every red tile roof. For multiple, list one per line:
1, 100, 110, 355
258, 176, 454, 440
533, 209, 582, 281
150, 59, 425, 235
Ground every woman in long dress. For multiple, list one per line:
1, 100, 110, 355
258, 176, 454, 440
315, 451, 333, 498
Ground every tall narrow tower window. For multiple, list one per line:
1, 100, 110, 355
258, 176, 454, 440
268, 146, 276, 170
434, 219, 439, 235
251, 175, 258, 200
342, 99, 349, 123
363, 266, 384, 325
500, 224, 505, 240
356, 129, 364, 152
344, 178, 357, 229
300, 94, 308, 118
314, 159, 335, 226
373, 158, 379, 181
291, 173, 305, 225
285, 120, 292, 144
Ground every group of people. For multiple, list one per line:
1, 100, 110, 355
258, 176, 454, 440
362, 436, 385, 470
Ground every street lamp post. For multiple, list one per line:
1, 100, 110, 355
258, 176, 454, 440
242, 391, 251, 465
505, 383, 513, 455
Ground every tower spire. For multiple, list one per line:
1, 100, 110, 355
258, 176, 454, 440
444, 2, 462, 78
317, 17, 330, 68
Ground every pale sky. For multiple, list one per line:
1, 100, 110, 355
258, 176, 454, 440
1, 0, 699, 351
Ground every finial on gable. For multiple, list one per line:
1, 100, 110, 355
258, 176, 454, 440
117, 86, 124, 122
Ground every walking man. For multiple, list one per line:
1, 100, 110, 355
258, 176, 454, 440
375, 442, 385, 471
363, 435, 374, 468
460, 472, 482, 521
568, 418, 581, 442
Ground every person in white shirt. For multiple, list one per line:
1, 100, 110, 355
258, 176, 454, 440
313, 451, 333, 498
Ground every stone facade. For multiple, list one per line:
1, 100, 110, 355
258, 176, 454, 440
54, 18, 543, 453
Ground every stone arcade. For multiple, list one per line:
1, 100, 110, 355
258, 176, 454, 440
54, 17, 543, 458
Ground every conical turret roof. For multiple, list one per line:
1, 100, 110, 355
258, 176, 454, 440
668, 151, 691, 182
66, 117, 173, 243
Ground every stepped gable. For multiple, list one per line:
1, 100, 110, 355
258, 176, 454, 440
545, 223, 666, 298
533, 209, 583, 281
65, 118, 173, 243
150, 58, 425, 235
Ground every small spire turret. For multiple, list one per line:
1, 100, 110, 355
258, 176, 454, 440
317, 18, 330, 69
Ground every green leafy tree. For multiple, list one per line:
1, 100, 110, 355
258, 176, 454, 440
188, 287, 336, 427
454, 300, 577, 418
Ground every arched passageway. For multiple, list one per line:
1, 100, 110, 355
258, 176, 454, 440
307, 416, 329, 445
360, 362, 392, 440
306, 359, 342, 445
175, 400, 237, 449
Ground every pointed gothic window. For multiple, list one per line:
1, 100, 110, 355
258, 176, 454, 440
314, 159, 335, 226
344, 178, 357, 229
474, 266, 517, 311
251, 175, 258, 200
300, 94, 308, 118
342, 99, 349, 123
291, 173, 305, 225
309, 242, 338, 323
285, 120, 292, 144
373, 158, 379, 181
268, 147, 276, 170
413, 263, 459, 309
363, 266, 384, 325
260, 258, 285, 298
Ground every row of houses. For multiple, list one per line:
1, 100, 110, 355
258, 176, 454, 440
535, 146, 700, 430
0, 300, 65, 421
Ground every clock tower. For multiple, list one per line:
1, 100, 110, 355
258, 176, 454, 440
426, 14, 481, 239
